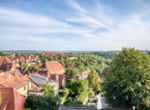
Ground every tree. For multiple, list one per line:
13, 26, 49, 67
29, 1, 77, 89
88, 70, 101, 94
103, 48, 150, 109
25, 95, 58, 110
65, 67, 80, 80
42, 81, 55, 97
26, 82, 58, 110
75, 80, 90, 105
64, 79, 91, 105
59, 88, 70, 105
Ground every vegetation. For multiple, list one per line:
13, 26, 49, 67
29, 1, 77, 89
88, 70, 102, 93
0, 52, 10, 56
2, 49, 150, 109
103, 48, 150, 109
25, 95, 58, 110
94, 51, 118, 59
25, 82, 59, 110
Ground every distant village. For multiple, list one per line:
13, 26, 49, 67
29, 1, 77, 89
0, 49, 147, 110
0, 52, 92, 110
0, 52, 66, 109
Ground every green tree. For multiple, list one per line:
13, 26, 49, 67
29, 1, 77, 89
65, 67, 80, 80
103, 48, 150, 109
25, 95, 58, 110
66, 79, 91, 105
88, 70, 101, 94
42, 81, 55, 97
59, 88, 70, 105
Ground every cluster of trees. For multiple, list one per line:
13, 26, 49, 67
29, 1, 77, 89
94, 51, 118, 59
58, 70, 101, 105
40, 53, 105, 105
1, 49, 149, 109
103, 48, 150, 109
0, 52, 10, 56
59, 79, 92, 105
25, 82, 59, 110
41, 53, 110, 75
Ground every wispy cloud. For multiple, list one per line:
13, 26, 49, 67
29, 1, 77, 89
0, 0, 150, 50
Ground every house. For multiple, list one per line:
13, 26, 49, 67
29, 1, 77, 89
0, 57, 13, 72
78, 70, 90, 80
29, 74, 48, 86
28, 74, 48, 95
43, 52, 64, 56
0, 56, 32, 95
45, 61, 65, 88
0, 70, 31, 96
0, 87, 26, 110
28, 74, 58, 94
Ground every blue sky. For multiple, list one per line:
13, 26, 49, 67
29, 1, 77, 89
0, 0, 150, 51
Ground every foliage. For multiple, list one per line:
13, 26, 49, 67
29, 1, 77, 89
65, 67, 80, 80
42, 81, 55, 97
88, 70, 101, 94
63, 79, 92, 105
0, 52, 10, 56
26, 82, 58, 110
59, 88, 70, 105
94, 51, 118, 59
25, 95, 58, 110
103, 48, 150, 109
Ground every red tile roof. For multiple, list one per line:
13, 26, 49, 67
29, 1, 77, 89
0, 70, 28, 89
45, 61, 65, 74
0, 57, 13, 72
0, 57, 11, 64
0, 87, 26, 110
43, 52, 64, 56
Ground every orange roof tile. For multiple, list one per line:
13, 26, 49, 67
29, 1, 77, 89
0, 70, 28, 89
0, 87, 26, 110
0, 56, 11, 64
45, 61, 65, 74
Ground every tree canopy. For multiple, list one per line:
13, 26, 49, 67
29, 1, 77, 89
103, 48, 150, 109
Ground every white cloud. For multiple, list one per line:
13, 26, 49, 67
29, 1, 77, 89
0, 0, 150, 50
0, 7, 69, 27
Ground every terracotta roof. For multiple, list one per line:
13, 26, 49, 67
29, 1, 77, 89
0, 87, 26, 110
81, 70, 90, 76
0, 56, 11, 64
45, 61, 65, 74
23, 74, 30, 81
0, 57, 13, 72
0, 70, 28, 89
43, 52, 64, 56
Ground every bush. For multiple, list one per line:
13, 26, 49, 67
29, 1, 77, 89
103, 48, 150, 109
25, 94, 59, 110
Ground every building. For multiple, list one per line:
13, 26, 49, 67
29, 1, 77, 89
43, 52, 64, 56
0, 87, 26, 110
0, 70, 31, 96
29, 74, 48, 86
28, 74, 58, 94
78, 70, 90, 80
0, 57, 13, 72
45, 61, 65, 88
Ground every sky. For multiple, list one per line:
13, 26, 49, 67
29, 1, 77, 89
0, 0, 150, 51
